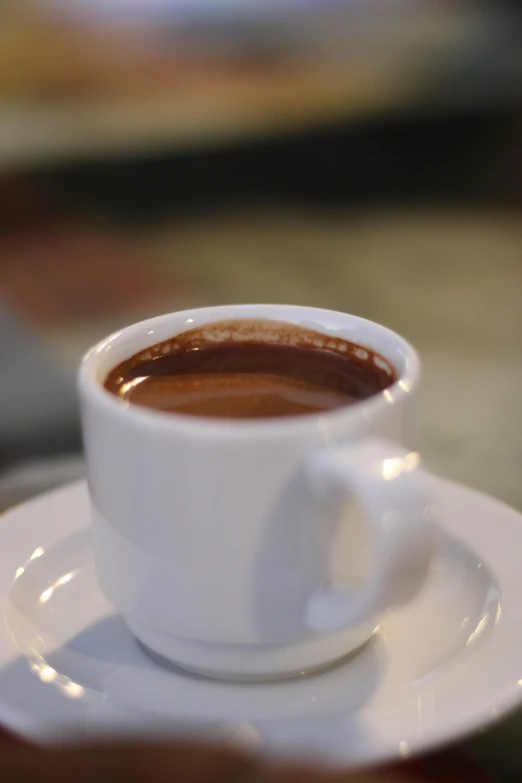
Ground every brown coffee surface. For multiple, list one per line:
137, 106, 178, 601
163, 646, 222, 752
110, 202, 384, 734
104, 319, 396, 419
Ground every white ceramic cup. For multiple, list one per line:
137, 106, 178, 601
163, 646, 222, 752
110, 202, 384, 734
79, 304, 438, 680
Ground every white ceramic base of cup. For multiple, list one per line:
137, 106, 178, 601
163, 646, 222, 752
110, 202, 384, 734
125, 617, 379, 682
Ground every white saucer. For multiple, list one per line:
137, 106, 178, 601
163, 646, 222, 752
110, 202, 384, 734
1, 477, 522, 768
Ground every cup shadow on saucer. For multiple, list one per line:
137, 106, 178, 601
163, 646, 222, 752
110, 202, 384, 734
0, 612, 384, 753
40, 611, 384, 712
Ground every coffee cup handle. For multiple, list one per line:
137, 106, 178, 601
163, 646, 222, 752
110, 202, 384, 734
305, 438, 438, 633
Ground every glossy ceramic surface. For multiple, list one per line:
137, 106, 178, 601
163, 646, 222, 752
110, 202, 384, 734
79, 305, 435, 679
0, 477, 520, 767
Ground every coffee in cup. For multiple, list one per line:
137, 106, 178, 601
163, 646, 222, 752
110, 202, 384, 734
104, 320, 396, 419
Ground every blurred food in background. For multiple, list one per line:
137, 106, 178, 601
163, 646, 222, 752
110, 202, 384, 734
0, 0, 521, 525
0, 1, 521, 167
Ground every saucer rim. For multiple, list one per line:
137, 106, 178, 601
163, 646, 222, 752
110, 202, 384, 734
1, 477, 522, 767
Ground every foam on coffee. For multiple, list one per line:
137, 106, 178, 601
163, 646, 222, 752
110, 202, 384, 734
104, 319, 396, 419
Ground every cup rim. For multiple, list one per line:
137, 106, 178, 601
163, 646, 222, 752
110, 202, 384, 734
78, 304, 420, 441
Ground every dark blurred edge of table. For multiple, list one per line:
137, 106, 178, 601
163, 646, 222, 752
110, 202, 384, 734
0, 724, 492, 781
27, 106, 522, 225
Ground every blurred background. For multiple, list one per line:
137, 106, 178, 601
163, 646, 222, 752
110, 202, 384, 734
0, 1, 521, 510
0, 1, 521, 779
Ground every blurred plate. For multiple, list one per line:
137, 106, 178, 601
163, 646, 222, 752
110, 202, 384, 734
48, 0, 411, 23
0, 456, 84, 514
0, 4, 521, 170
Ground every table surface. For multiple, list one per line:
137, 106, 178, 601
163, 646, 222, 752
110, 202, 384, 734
0, 202, 521, 781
